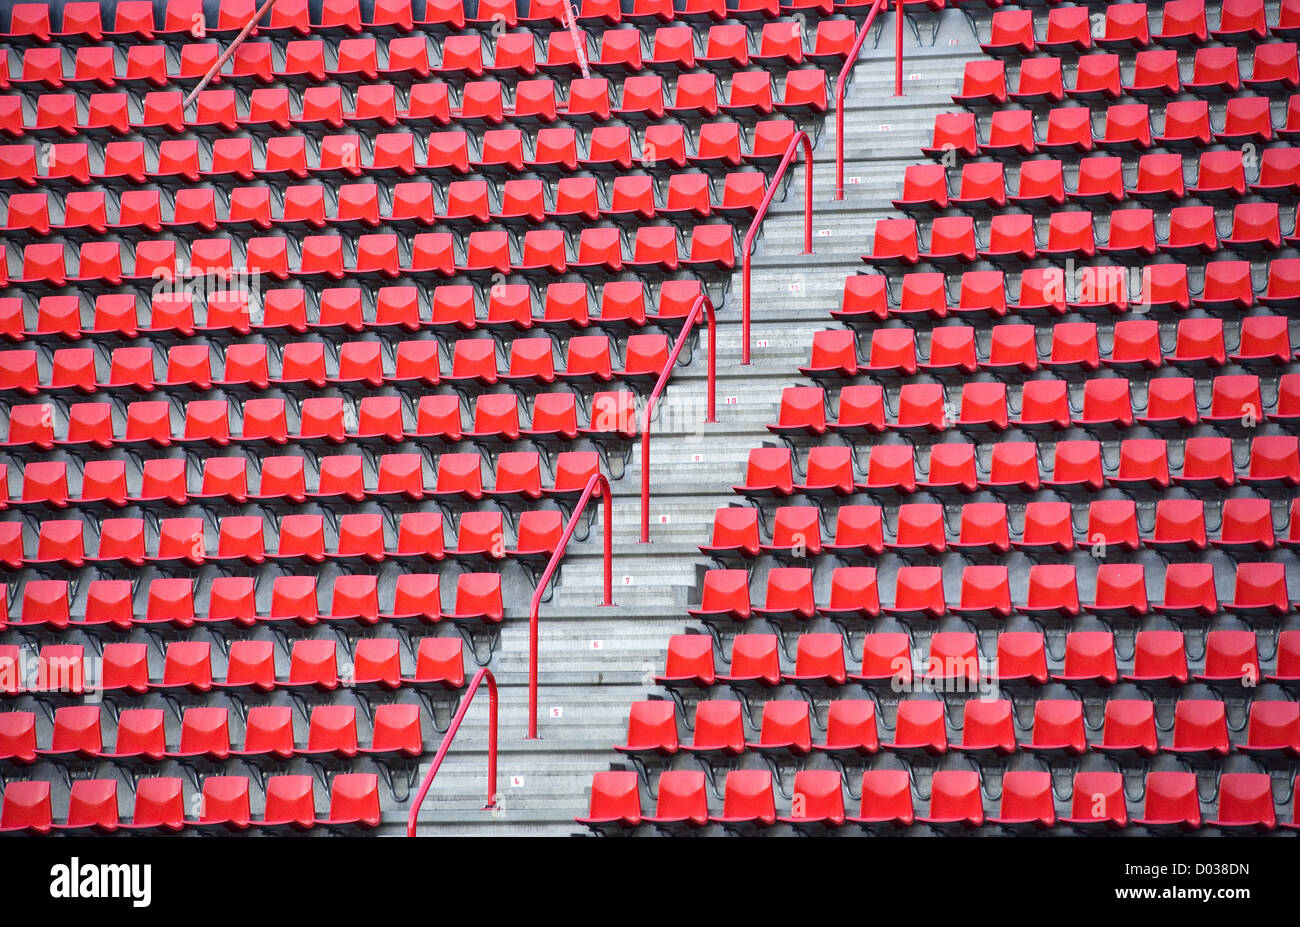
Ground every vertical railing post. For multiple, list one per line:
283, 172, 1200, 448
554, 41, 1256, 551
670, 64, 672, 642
741, 132, 812, 365
895, 0, 905, 97
834, 0, 886, 201
405, 668, 499, 836
639, 294, 715, 543
527, 473, 612, 739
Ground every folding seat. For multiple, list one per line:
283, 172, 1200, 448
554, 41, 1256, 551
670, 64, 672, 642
711, 635, 780, 692
887, 273, 945, 320
892, 164, 948, 214
892, 383, 946, 434
1238, 700, 1300, 757
1068, 157, 1124, 206
1261, 259, 1300, 308
1107, 438, 1170, 490
699, 24, 749, 72
768, 386, 826, 438
989, 631, 1049, 686
1150, 699, 1228, 763
1005, 57, 1063, 107
1277, 0, 1300, 38
1251, 148, 1300, 201
1020, 699, 1087, 756
1209, 497, 1273, 552
1105, 319, 1162, 371
1150, 101, 1210, 156
879, 565, 943, 620
1203, 374, 1263, 426
775, 69, 827, 116
1073, 379, 1133, 430
1207, 774, 1277, 832
847, 328, 915, 378
1266, 627, 1300, 685
1051, 631, 1119, 686
1207, 0, 1267, 41
613, 701, 679, 760
1171, 318, 1226, 367
637, 769, 709, 833
759, 506, 822, 559
968, 109, 1031, 161
866, 218, 919, 267
919, 632, 981, 689
1211, 95, 1274, 149
1077, 565, 1148, 622
1223, 202, 1282, 251
952, 163, 1006, 210
855, 443, 915, 496
883, 699, 947, 756
1188, 49, 1243, 100
0, 780, 51, 834
977, 441, 1038, 493
1093, 698, 1160, 757
1188, 150, 1246, 201
656, 635, 717, 690
1036, 211, 1095, 260
576, 771, 641, 834
1192, 630, 1260, 685
4, 3, 51, 44
19, 579, 72, 628
746, 701, 813, 761
885, 502, 945, 556
982, 9, 1035, 56
946, 503, 1009, 554
1226, 561, 1291, 616
17, 459, 69, 508
1008, 503, 1075, 557
1058, 771, 1129, 831
916, 769, 985, 832
753, 21, 803, 68
648, 25, 694, 73
1069, 54, 1123, 101
920, 327, 978, 376
666, 72, 719, 119
1037, 5, 1091, 52
1233, 316, 1294, 366
953, 60, 1006, 107
1120, 154, 1184, 208
922, 216, 977, 266
923, 112, 977, 161
841, 633, 913, 692
752, 568, 815, 623
1191, 259, 1254, 311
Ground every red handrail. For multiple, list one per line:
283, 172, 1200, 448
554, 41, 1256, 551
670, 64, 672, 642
895, 0, 905, 97
405, 667, 498, 837
182, 0, 279, 107
639, 292, 716, 543
740, 132, 812, 366
834, 0, 888, 201
527, 472, 613, 739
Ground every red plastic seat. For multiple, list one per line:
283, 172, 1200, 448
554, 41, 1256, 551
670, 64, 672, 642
1208, 774, 1276, 832
846, 770, 913, 831
953, 60, 1006, 106
1185, 46, 1241, 96
884, 699, 947, 755
657, 636, 716, 688
924, 112, 977, 160
985, 630, 1048, 687
982, 9, 1034, 56
0, 780, 52, 834
1160, 700, 1227, 762
1237, 700, 1300, 758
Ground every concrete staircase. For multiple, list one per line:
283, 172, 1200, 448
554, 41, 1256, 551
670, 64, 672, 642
396, 7, 987, 836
